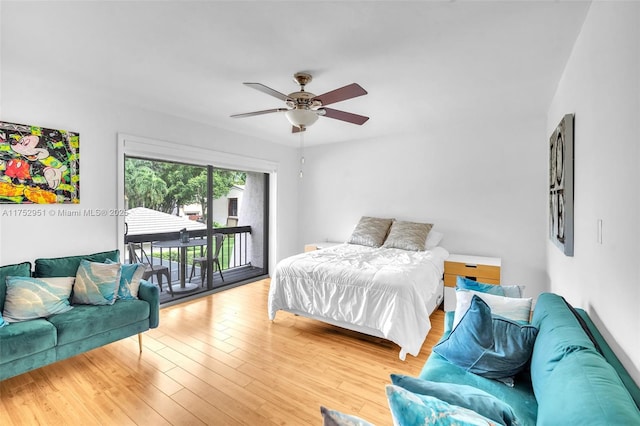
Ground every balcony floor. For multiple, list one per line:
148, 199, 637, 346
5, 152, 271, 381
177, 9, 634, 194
141, 262, 266, 304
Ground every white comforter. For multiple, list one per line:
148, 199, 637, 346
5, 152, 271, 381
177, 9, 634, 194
268, 244, 449, 360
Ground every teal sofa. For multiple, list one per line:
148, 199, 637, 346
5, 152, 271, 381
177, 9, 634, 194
419, 292, 640, 425
0, 250, 160, 381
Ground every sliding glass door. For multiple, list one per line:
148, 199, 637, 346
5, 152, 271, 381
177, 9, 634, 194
123, 156, 268, 304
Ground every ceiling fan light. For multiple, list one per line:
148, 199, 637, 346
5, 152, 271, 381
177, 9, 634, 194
285, 108, 318, 128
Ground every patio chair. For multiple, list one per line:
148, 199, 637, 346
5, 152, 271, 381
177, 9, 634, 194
127, 242, 173, 296
189, 233, 225, 286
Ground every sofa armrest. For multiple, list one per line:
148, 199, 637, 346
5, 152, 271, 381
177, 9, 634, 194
138, 279, 160, 328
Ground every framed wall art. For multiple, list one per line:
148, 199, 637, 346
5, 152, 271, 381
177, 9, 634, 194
0, 121, 79, 204
549, 113, 574, 256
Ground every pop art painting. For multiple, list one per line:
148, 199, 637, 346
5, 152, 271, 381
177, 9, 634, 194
0, 121, 79, 204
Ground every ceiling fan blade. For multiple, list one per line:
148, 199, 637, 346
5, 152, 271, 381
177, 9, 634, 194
243, 83, 291, 101
313, 83, 367, 106
230, 108, 287, 118
321, 108, 369, 125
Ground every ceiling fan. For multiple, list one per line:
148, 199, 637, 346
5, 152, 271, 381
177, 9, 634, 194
230, 72, 369, 133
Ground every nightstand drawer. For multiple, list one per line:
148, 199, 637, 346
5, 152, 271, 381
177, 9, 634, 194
444, 261, 501, 282
444, 273, 500, 287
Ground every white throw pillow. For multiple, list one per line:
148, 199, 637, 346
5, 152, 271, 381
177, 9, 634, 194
452, 289, 532, 330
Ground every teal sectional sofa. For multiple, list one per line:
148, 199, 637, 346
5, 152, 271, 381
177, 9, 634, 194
418, 292, 640, 424
0, 250, 160, 381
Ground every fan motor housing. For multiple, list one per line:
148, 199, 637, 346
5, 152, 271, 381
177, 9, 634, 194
287, 91, 320, 109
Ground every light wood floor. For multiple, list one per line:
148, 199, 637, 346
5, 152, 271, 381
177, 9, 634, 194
0, 279, 444, 425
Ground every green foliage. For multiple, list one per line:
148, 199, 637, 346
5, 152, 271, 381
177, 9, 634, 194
125, 157, 246, 220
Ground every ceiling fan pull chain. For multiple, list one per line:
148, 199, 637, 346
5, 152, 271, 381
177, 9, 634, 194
299, 131, 305, 179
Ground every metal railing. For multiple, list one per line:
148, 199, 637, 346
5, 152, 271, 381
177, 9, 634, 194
125, 226, 252, 272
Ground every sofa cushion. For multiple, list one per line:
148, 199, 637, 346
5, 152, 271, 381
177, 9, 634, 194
529, 293, 596, 398
47, 299, 150, 345
72, 260, 120, 305
390, 374, 520, 426
0, 261, 32, 324
0, 318, 57, 363
34, 249, 120, 278
536, 349, 640, 424
386, 384, 497, 425
3, 276, 74, 322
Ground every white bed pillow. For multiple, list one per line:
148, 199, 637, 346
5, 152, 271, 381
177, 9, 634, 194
452, 289, 532, 330
425, 230, 444, 249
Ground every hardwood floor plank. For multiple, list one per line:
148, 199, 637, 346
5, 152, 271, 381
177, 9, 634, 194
0, 278, 445, 425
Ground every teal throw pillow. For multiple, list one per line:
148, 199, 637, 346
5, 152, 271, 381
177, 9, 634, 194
105, 259, 145, 300
434, 295, 538, 379
320, 406, 375, 426
34, 249, 120, 278
3, 276, 74, 322
72, 260, 120, 305
456, 276, 523, 298
0, 261, 32, 326
390, 375, 520, 426
386, 384, 498, 425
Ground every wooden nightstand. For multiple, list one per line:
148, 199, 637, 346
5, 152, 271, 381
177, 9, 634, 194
444, 254, 501, 311
304, 242, 343, 252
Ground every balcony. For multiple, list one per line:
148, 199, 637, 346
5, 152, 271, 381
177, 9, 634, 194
125, 226, 266, 304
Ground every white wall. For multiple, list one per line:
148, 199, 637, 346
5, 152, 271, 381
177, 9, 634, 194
299, 111, 549, 295
0, 75, 300, 270
547, 2, 640, 383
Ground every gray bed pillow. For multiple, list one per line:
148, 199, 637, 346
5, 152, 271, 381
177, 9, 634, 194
347, 216, 394, 247
382, 220, 433, 251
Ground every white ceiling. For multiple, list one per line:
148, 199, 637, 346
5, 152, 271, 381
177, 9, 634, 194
2, 1, 591, 147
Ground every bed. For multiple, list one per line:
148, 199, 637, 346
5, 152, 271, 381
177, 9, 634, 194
268, 237, 449, 360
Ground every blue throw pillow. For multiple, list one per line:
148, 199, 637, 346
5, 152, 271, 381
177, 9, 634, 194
434, 295, 538, 379
104, 259, 145, 300
72, 260, 120, 305
386, 384, 498, 425
320, 406, 375, 426
456, 276, 523, 298
390, 375, 520, 426
3, 276, 74, 322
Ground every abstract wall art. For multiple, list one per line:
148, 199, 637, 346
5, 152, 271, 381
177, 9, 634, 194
549, 113, 574, 256
0, 121, 79, 204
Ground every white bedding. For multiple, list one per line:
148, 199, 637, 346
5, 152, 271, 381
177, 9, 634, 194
268, 243, 449, 360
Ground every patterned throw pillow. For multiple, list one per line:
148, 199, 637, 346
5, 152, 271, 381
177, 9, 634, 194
3, 276, 74, 322
0, 261, 32, 327
347, 216, 394, 247
72, 260, 121, 305
390, 375, 520, 426
105, 259, 145, 299
386, 384, 499, 425
382, 221, 433, 251
320, 406, 375, 426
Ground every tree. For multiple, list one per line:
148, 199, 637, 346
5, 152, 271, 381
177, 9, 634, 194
125, 157, 246, 220
125, 159, 168, 209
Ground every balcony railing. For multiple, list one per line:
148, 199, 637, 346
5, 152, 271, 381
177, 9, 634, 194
124, 226, 263, 303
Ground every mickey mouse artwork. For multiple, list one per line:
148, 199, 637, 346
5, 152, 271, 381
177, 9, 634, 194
0, 121, 79, 204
